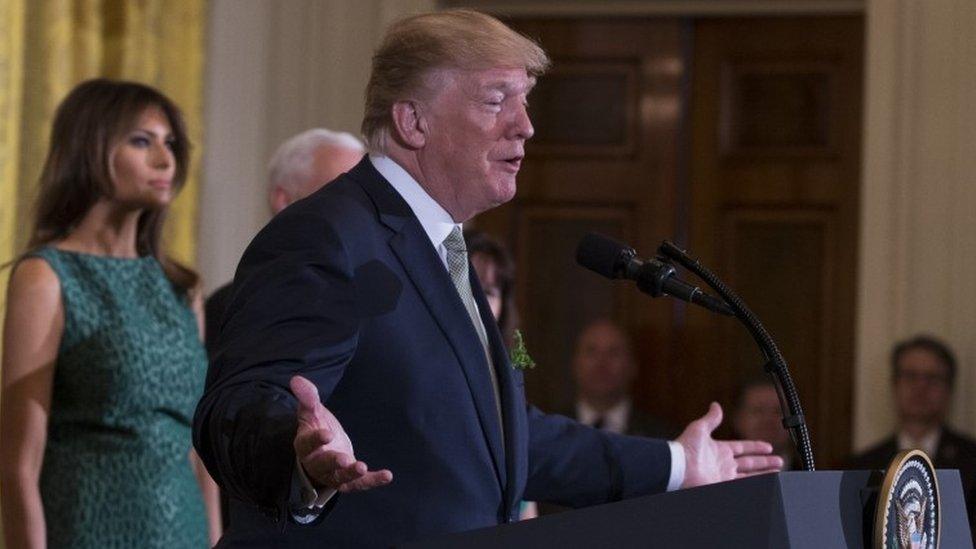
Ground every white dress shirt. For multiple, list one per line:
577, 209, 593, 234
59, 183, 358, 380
371, 154, 459, 266
577, 399, 632, 435
898, 428, 941, 458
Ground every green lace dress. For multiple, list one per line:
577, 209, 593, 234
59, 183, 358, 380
30, 247, 208, 548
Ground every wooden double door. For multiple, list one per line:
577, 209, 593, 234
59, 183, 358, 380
474, 15, 863, 467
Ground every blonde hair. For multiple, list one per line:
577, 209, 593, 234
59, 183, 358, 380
362, 9, 550, 152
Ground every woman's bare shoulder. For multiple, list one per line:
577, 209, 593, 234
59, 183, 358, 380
7, 256, 60, 303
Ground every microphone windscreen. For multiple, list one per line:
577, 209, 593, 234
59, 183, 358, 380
576, 233, 630, 279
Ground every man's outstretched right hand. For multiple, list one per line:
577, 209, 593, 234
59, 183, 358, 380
290, 375, 393, 493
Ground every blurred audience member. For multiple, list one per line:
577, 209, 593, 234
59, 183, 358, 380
465, 229, 518, 347
1, 79, 220, 547
566, 319, 674, 438
266, 128, 366, 214
204, 129, 364, 357
849, 334, 976, 536
732, 377, 795, 470
541, 319, 674, 516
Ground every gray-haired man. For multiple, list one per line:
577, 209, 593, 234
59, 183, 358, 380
205, 129, 364, 357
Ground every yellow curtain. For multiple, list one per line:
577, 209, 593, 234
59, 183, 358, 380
0, 1, 25, 325
0, 0, 204, 344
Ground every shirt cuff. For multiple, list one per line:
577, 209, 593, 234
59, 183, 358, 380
666, 441, 686, 491
296, 456, 338, 509
295, 420, 355, 510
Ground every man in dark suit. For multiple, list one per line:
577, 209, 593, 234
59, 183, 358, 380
849, 334, 976, 539
564, 319, 674, 438
193, 10, 781, 547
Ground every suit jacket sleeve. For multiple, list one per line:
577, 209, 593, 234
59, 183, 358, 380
522, 404, 672, 507
203, 282, 232, 360
192, 208, 359, 521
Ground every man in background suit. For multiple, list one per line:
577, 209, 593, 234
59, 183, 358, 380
193, 10, 781, 547
566, 319, 674, 438
732, 377, 795, 470
850, 334, 976, 540
204, 128, 364, 358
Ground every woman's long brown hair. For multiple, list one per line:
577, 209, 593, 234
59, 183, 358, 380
26, 78, 198, 294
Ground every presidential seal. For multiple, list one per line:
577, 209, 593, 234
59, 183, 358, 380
874, 449, 941, 549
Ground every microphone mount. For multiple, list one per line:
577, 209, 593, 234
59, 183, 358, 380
657, 240, 815, 472
574, 232, 815, 471
577, 233, 734, 316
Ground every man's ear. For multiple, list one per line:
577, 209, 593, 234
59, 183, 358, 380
391, 100, 428, 150
269, 187, 290, 215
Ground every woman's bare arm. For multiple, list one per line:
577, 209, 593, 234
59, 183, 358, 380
190, 288, 222, 545
1, 259, 63, 548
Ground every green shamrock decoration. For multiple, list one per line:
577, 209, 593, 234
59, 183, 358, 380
509, 329, 536, 370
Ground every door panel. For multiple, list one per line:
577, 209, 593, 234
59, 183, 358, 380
690, 17, 863, 466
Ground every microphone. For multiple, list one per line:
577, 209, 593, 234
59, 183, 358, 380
576, 233, 734, 316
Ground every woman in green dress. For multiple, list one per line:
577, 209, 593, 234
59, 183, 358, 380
1, 79, 221, 547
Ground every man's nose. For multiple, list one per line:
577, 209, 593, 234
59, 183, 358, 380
510, 101, 534, 140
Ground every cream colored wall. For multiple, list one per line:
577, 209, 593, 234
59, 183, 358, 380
198, 0, 433, 293
854, 0, 976, 449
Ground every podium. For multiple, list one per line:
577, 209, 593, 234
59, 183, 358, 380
404, 471, 972, 548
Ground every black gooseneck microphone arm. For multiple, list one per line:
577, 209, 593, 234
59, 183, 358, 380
657, 240, 815, 472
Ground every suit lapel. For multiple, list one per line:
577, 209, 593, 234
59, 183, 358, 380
470, 266, 526, 515
352, 161, 507, 490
